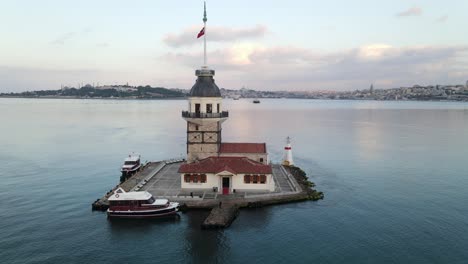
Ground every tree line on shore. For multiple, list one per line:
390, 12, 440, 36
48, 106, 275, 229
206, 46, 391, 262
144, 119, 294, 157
0, 85, 186, 99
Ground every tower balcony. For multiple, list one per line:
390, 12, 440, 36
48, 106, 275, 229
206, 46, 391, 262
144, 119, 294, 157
182, 111, 229, 125
182, 111, 229, 119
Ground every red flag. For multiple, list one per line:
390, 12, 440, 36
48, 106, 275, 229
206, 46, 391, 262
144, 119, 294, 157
197, 27, 205, 38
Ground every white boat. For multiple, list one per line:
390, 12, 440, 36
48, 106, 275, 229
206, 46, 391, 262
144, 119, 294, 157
121, 153, 141, 175
107, 188, 179, 218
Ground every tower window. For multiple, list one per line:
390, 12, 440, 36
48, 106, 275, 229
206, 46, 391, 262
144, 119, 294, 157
195, 104, 201, 114
195, 125, 199, 131
206, 104, 212, 113
217, 104, 220, 113
260, 158, 264, 163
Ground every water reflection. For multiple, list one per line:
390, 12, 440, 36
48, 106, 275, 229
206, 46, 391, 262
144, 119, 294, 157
234, 207, 273, 230
107, 215, 182, 235
352, 110, 383, 162
183, 211, 230, 263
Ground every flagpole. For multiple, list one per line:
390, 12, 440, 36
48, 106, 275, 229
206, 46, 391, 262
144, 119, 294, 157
203, 1, 207, 66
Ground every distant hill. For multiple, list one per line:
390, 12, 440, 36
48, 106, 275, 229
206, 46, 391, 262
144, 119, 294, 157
0, 85, 187, 99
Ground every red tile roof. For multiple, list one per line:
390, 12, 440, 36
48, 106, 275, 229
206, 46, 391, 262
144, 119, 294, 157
219, 143, 266, 154
178, 156, 272, 174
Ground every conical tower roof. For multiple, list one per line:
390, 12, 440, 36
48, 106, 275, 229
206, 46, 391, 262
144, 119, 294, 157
189, 68, 221, 97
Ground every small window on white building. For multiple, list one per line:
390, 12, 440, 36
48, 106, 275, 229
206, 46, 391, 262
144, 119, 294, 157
217, 103, 220, 113
244, 175, 250, 183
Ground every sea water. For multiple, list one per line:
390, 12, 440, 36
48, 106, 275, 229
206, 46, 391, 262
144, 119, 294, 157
0, 98, 467, 263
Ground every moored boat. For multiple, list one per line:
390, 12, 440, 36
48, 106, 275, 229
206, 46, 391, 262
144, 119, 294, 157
121, 153, 141, 173
107, 187, 179, 218
120, 153, 141, 182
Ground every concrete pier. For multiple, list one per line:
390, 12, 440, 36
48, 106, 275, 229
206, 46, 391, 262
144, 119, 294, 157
202, 203, 240, 229
91, 161, 168, 211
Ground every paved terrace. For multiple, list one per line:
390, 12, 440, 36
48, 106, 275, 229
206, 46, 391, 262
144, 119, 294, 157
136, 161, 301, 202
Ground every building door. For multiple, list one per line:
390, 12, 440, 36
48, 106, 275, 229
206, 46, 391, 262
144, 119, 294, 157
222, 177, 230, 195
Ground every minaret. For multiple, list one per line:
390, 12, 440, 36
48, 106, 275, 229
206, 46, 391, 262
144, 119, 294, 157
182, 2, 229, 163
282, 136, 294, 166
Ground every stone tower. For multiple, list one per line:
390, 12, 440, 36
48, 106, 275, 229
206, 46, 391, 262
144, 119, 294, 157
182, 66, 228, 162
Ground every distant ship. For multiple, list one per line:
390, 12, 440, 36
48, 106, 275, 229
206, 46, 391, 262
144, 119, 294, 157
233, 95, 240, 100
253, 99, 260, 104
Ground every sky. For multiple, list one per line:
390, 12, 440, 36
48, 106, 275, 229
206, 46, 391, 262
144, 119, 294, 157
0, 0, 467, 92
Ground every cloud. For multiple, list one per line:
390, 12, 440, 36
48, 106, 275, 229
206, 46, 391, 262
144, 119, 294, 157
396, 7, 422, 17
163, 25, 267, 47
96, 42, 110, 48
436, 15, 448, 23
50, 28, 93, 45
161, 44, 468, 90
50, 32, 76, 45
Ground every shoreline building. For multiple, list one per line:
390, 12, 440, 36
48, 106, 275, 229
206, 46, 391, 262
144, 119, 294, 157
178, 3, 274, 195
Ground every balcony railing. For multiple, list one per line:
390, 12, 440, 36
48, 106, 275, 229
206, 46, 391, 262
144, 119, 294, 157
182, 111, 229, 118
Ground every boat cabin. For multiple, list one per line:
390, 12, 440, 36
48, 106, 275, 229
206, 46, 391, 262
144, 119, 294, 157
122, 154, 140, 169
108, 188, 169, 209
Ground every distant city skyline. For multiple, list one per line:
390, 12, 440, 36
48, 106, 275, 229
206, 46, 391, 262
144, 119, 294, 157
1, 0, 467, 92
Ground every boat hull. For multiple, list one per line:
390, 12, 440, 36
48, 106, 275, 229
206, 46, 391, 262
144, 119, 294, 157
107, 204, 179, 219
121, 164, 141, 173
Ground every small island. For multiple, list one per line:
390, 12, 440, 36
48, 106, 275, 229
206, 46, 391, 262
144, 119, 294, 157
92, 65, 324, 229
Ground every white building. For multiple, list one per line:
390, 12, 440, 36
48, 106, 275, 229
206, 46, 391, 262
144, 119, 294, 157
179, 156, 275, 194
